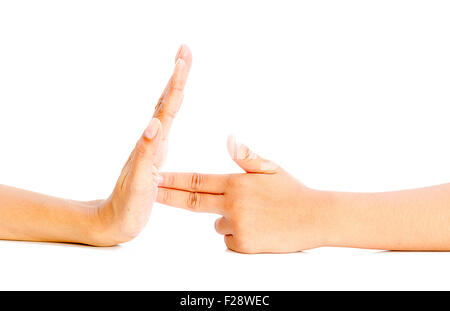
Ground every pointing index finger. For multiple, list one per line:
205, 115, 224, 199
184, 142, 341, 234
158, 172, 228, 194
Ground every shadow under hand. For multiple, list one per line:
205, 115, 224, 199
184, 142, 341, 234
0, 239, 121, 251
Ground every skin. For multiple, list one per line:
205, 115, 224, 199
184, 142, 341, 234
158, 136, 450, 253
1, 47, 449, 253
0, 44, 192, 246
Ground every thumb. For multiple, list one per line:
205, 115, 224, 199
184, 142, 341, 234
227, 135, 279, 174
130, 117, 163, 185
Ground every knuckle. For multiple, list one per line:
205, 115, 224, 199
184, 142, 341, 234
162, 189, 171, 204
226, 175, 237, 189
227, 174, 251, 191
170, 76, 183, 91
166, 174, 175, 187
155, 96, 164, 111
190, 173, 203, 191
154, 108, 174, 120
154, 99, 176, 120
153, 99, 164, 117
163, 108, 177, 119
134, 141, 149, 157
226, 195, 245, 216
187, 192, 200, 210
226, 175, 245, 192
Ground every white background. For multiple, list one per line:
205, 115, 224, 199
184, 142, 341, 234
0, 0, 449, 290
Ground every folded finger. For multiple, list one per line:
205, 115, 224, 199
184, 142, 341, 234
215, 217, 233, 235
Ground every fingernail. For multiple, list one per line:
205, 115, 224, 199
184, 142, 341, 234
144, 118, 160, 139
231, 136, 246, 160
235, 140, 257, 160
227, 134, 237, 159
236, 144, 247, 160
260, 160, 278, 171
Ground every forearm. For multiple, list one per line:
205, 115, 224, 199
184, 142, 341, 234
0, 185, 99, 245
323, 183, 450, 250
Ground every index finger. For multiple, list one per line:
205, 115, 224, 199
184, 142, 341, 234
153, 44, 192, 140
159, 172, 229, 194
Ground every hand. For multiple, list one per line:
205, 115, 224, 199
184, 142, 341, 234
90, 45, 192, 246
157, 135, 331, 253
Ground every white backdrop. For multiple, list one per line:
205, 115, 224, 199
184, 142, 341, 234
0, 0, 449, 290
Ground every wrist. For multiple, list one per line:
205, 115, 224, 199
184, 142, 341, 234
319, 191, 365, 248
49, 199, 112, 246
84, 198, 144, 247
309, 189, 345, 248
78, 199, 124, 247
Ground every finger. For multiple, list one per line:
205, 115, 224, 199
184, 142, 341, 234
154, 45, 192, 140
224, 235, 239, 252
134, 117, 163, 162
153, 58, 185, 136
169, 44, 192, 105
158, 172, 228, 194
215, 217, 233, 235
157, 188, 225, 214
120, 118, 162, 192
175, 43, 193, 66
227, 135, 279, 174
